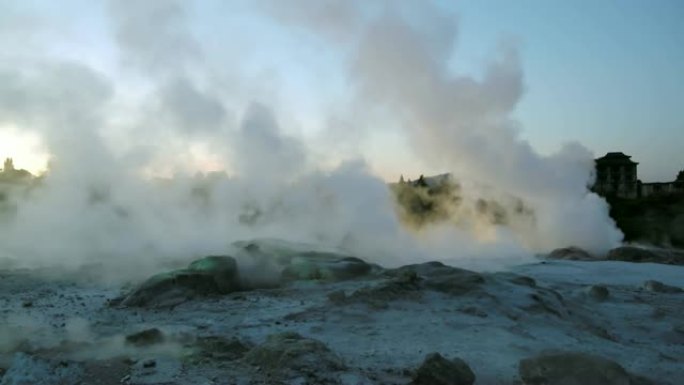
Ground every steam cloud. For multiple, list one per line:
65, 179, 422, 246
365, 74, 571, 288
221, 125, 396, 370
0, 0, 621, 278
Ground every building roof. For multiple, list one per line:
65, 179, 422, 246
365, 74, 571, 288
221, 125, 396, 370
595, 152, 638, 165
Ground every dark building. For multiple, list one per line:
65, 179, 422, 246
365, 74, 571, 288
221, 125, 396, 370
594, 152, 639, 198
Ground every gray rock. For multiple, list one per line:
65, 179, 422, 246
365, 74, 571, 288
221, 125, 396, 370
410, 352, 475, 385
142, 359, 156, 368
585, 285, 610, 301
607, 246, 684, 265
519, 351, 634, 385
191, 335, 251, 362
341, 262, 483, 308
120, 255, 239, 307
547, 247, 596, 261
243, 332, 345, 375
642, 280, 682, 294
386, 262, 484, 295
125, 328, 165, 347
523, 289, 568, 318
281, 253, 374, 281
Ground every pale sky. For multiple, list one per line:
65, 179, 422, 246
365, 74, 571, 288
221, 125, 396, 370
1, 0, 683, 182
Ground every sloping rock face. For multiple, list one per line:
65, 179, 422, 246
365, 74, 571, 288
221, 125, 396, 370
642, 280, 683, 294
125, 328, 165, 347
235, 239, 378, 283
333, 261, 484, 308
189, 336, 251, 363
385, 261, 484, 295
410, 352, 476, 385
607, 246, 684, 265
242, 332, 345, 378
519, 351, 649, 385
120, 255, 239, 307
547, 247, 596, 261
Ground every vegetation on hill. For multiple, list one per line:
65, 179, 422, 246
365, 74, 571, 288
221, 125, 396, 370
390, 176, 534, 231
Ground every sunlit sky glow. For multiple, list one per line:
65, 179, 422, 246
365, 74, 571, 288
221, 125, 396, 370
1, 0, 683, 182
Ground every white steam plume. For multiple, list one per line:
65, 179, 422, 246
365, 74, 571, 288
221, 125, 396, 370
0, 1, 621, 279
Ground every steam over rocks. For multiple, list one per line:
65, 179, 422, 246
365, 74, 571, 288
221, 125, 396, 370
1, 247, 681, 384
125, 328, 165, 348
0, 0, 681, 384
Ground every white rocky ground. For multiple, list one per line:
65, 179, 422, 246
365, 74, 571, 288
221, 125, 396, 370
0, 241, 682, 385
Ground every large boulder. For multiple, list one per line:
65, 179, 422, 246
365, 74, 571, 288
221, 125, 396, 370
584, 285, 610, 302
386, 261, 484, 295
410, 352, 476, 385
547, 247, 596, 261
281, 252, 374, 282
242, 332, 345, 375
642, 280, 683, 294
125, 328, 165, 347
519, 351, 648, 385
339, 262, 483, 308
120, 255, 239, 307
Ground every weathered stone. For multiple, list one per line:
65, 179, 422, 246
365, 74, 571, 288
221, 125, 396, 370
411, 352, 475, 385
585, 285, 610, 301
519, 352, 632, 385
243, 332, 345, 375
642, 280, 682, 294
386, 262, 484, 295
187, 255, 239, 292
125, 328, 165, 347
142, 359, 155, 368
120, 255, 239, 307
347, 274, 422, 307
547, 247, 596, 261
607, 246, 684, 265
192, 336, 251, 361
523, 289, 568, 318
